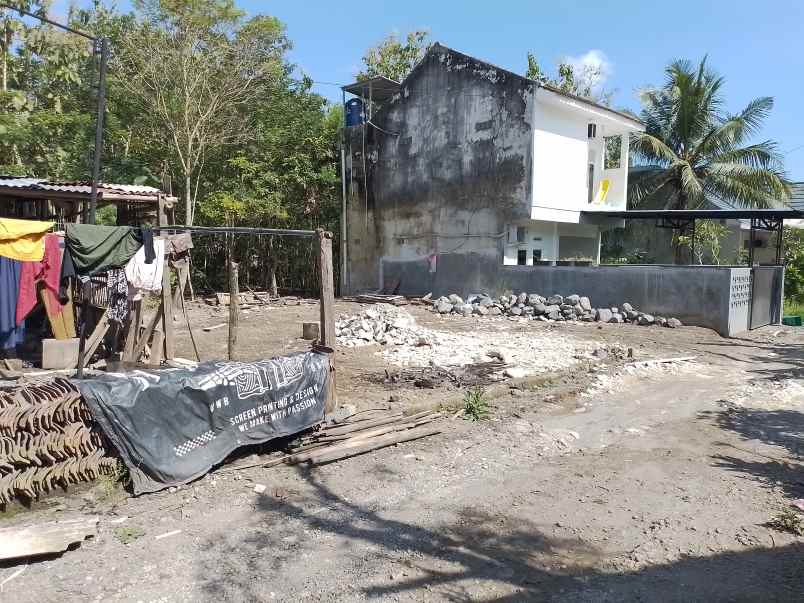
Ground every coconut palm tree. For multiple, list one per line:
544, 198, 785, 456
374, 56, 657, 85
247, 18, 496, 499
629, 58, 790, 211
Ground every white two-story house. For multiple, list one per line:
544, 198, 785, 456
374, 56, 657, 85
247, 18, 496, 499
341, 43, 645, 295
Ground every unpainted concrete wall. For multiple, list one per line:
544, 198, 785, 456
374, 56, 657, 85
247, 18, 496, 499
344, 45, 535, 294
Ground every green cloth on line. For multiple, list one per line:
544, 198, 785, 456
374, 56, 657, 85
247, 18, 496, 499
64, 224, 143, 275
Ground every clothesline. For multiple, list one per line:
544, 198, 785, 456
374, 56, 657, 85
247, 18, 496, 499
0, 218, 190, 354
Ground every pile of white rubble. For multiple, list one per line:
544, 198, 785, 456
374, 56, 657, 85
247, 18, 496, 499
335, 304, 599, 376
335, 304, 432, 348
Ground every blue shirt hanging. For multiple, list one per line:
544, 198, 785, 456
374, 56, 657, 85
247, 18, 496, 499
0, 256, 25, 350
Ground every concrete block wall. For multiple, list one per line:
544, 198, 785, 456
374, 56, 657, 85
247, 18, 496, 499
380, 254, 782, 336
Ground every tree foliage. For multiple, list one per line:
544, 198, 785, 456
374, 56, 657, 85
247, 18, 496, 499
358, 30, 430, 82
783, 227, 804, 303
525, 52, 613, 105
629, 57, 790, 211
0, 1, 342, 291
675, 220, 729, 265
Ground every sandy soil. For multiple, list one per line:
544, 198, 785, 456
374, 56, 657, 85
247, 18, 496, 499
1, 300, 803, 602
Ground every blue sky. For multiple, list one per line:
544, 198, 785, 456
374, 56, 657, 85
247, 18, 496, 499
56, 0, 804, 179
257, 0, 804, 180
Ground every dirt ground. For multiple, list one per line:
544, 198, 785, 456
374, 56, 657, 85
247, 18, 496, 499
1, 300, 803, 602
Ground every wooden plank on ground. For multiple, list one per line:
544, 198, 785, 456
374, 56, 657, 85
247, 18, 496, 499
0, 516, 98, 561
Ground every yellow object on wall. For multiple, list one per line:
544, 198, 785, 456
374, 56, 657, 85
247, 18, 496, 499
593, 179, 611, 205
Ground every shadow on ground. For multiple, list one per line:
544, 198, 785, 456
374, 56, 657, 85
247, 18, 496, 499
195, 464, 804, 601
701, 404, 804, 500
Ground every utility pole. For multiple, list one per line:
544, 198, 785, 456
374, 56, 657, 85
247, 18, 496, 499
89, 37, 108, 225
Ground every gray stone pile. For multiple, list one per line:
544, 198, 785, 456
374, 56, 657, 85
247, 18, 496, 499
335, 305, 432, 347
429, 293, 683, 328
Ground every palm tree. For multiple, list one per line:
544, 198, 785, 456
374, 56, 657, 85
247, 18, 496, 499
629, 58, 790, 212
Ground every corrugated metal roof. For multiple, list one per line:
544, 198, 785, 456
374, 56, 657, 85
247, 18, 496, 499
0, 177, 165, 198
790, 182, 804, 211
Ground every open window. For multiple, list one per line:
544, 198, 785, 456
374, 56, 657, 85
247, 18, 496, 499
517, 249, 527, 265
604, 135, 622, 169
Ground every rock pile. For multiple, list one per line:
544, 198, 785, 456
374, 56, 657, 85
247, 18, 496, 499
429, 293, 683, 328
335, 304, 432, 347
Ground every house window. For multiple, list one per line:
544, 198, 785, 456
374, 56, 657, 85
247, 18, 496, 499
588, 123, 597, 139
516, 226, 526, 243
517, 249, 527, 265
604, 135, 622, 169
587, 163, 595, 203
532, 249, 542, 262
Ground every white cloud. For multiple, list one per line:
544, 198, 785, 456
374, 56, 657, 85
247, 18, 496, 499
564, 49, 613, 90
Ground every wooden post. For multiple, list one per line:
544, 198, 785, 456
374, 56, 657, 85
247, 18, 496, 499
228, 260, 239, 361
161, 257, 174, 360
316, 229, 336, 348
75, 284, 90, 377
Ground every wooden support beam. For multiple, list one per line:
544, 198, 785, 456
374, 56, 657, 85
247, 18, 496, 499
171, 260, 189, 321
316, 229, 336, 348
150, 328, 164, 366
132, 300, 163, 358
228, 260, 239, 361
161, 258, 174, 360
81, 310, 110, 368
123, 299, 143, 362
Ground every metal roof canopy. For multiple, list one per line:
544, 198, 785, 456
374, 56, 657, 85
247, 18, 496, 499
0, 177, 177, 205
582, 208, 804, 220
583, 208, 800, 266
342, 76, 401, 103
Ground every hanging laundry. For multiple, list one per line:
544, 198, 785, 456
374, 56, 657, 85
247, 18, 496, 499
125, 237, 165, 301
0, 257, 25, 350
17, 233, 66, 325
106, 269, 129, 324
0, 218, 54, 262
60, 224, 154, 300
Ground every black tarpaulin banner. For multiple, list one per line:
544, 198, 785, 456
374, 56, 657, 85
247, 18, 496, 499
77, 350, 330, 494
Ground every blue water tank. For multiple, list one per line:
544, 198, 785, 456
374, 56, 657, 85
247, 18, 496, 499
345, 98, 364, 127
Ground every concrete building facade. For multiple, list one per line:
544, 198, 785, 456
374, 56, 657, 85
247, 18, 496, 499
342, 43, 645, 295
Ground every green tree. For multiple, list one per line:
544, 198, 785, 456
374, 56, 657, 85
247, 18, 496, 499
116, 0, 290, 224
358, 30, 430, 82
675, 220, 729, 264
525, 52, 613, 105
629, 58, 790, 262
783, 226, 804, 304
630, 58, 790, 211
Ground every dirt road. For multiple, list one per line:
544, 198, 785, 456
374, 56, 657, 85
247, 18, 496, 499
2, 303, 803, 602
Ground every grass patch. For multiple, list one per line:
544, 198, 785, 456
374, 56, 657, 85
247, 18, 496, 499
113, 525, 146, 544
463, 387, 490, 422
98, 460, 130, 503
767, 508, 804, 536
783, 299, 804, 317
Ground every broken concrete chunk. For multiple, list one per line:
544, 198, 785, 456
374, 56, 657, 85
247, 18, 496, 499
666, 318, 682, 328
579, 296, 592, 311
547, 294, 563, 305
